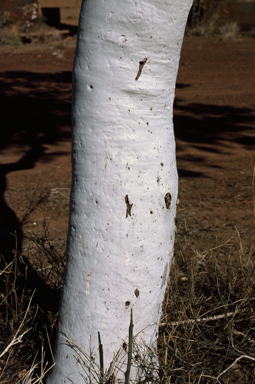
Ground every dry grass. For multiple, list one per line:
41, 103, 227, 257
0, 191, 59, 383
185, 0, 221, 37
186, 19, 241, 40
1, 189, 255, 383
218, 22, 240, 41
159, 233, 255, 383
185, 0, 241, 40
0, 253, 53, 383
0, 18, 66, 47
2, 23, 23, 47
61, 233, 255, 383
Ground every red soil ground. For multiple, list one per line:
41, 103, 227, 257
0, 34, 255, 268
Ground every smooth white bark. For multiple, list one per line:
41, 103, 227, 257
47, 0, 192, 383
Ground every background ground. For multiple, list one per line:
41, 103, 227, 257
1, 35, 255, 258
0, 15, 255, 383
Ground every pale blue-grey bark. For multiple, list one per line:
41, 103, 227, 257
47, 1, 193, 383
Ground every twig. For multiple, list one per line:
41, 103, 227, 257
125, 309, 133, 384
160, 311, 234, 327
50, 188, 70, 199
0, 291, 35, 358
202, 237, 235, 253
216, 354, 255, 381
0, 262, 12, 276
98, 332, 104, 384
253, 165, 255, 217
234, 225, 244, 256
233, 329, 255, 345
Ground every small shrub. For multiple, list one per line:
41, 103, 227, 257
219, 22, 240, 41
0, 12, 12, 30
186, 0, 230, 38
9, 34, 23, 47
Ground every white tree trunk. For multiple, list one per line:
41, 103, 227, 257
47, 0, 192, 383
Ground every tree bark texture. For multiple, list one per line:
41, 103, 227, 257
47, 0, 193, 382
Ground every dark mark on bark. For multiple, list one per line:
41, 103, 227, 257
98, 332, 104, 384
135, 57, 147, 80
125, 195, 133, 218
165, 193, 172, 209
134, 288, 139, 298
124, 309, 133, 384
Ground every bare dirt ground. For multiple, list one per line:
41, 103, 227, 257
1, 35, 255, 262
1, 23, 255, 383
175, 36, 255, 254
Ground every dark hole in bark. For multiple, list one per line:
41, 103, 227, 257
125, 301, 130, 307
122, 342, 127, 350
165, 193, 172, 209
125, 195, 133, 218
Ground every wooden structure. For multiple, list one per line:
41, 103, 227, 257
38, 0, 82, 26
38, 0, 255, 29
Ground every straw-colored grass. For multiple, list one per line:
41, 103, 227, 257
1, 189, 255, 383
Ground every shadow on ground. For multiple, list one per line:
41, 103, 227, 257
0, 70, 72, 321
174, 92, 255, 177
0, 70, 72, 152
1, 71, 255, 311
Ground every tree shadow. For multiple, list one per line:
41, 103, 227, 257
0, 69, 72, 311
174, 90, 255, 177
1, 73, 255, 302
0, 70, 72, 151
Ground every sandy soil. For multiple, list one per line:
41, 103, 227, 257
0, 35, 255, 268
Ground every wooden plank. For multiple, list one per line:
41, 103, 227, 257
60, 7, 80, 26
38, 0, 81, 9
